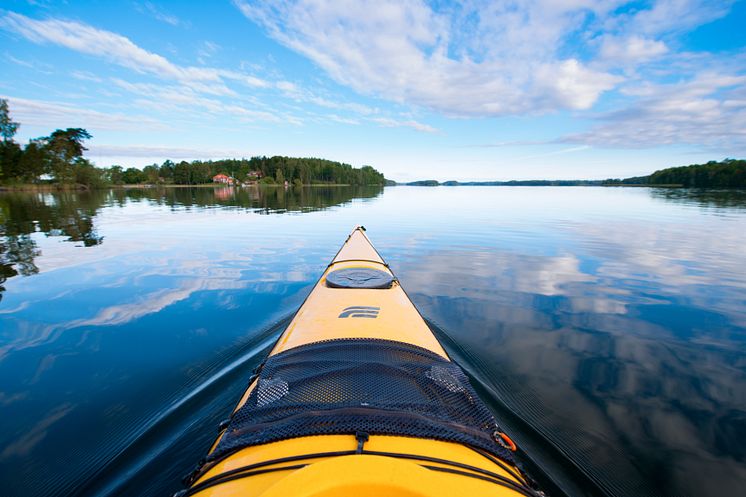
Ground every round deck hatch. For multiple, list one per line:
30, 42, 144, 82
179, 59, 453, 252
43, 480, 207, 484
326, 268, 394, 289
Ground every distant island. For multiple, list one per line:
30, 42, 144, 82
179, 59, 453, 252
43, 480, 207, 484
400, 159, 746, 188
0, 99, 385, 188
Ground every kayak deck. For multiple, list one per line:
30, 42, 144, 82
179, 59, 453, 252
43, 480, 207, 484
179, 228, 540, 497
270, 227, 446, 356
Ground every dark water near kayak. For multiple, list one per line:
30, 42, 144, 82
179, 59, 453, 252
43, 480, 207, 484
1, 186, 745, 497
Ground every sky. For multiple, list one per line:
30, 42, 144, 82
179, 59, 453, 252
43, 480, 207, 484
1, 1, 745, 181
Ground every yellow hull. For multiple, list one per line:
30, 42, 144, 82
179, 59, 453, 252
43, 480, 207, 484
181, 228, 538, 497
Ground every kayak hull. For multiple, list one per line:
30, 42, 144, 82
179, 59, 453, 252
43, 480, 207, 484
182, 228, 536, 497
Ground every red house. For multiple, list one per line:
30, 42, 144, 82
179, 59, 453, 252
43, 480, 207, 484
213, 174, 232, 184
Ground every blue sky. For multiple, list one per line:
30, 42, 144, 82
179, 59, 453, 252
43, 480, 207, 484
1, 1, 745, 181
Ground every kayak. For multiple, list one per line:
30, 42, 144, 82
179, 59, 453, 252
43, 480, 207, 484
177, 227, 543, 497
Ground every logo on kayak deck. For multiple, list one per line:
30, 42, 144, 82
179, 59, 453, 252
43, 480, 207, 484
338, 306, 380, 318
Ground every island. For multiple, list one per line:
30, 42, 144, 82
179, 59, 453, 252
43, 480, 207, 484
0, 99, 385, 189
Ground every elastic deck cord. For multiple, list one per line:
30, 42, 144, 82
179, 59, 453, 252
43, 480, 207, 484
175, 445, 542, 497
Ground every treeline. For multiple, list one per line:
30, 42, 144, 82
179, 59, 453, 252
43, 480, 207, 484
0, 99, 385, 187
404, 179, 608, 186
604, 159, 745, 187
402, 159, 746, 188
647, 159, 745, 187
119, 156, 385, 186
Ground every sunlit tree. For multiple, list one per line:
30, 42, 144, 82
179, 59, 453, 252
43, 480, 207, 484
0, 99, 19, 143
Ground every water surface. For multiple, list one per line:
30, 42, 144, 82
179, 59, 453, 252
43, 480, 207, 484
1, 186, 745, 497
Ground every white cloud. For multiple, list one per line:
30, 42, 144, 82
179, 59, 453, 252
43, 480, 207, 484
0, 12, 216, 83
370, 117, 437, 133
233, 0, 740, 154
234, 0, 625, 116
109, 78, 299, 124
137, 1, 188, 28
276, 80, 298, 93
197, 40, 221, 64
87, 145, 244, 159
598, 35, 668, 64
0, 12, 259, 97
5, 52, 34, 68
327, 114, 360, 125
0, 11, 399, 129
1, 95, 166, 132
630, 0, 734, 36
308, 96, 376, 116
70, 70, 103, 83
274, 79, 379, 115
563, 73, 746, 149
4, 2, 739, 153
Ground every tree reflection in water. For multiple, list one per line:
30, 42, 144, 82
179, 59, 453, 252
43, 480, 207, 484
0, 186, 383, 301
0, 191, 105, 302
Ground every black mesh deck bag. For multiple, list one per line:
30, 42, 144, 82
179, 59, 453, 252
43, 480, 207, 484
210, 337, 515, 463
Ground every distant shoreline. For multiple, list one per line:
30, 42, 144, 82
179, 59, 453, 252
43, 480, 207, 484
0, 182, 378, 192
390, 182, 686, 187
395, 159, 745, 188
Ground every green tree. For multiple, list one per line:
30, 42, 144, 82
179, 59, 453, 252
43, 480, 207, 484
39, 128, 93, 183
173, 161, 191, 184
74, 158, 105, 188
0, 99, 22, 181
0, 99, 19, 143
0, 141, 22, 181
17, 140, 47, 182
104, 165, 124, 184
159, 160, 175, 182
143, 164, 160, 183
275, 168, 285, 184
122, 167, 146, 184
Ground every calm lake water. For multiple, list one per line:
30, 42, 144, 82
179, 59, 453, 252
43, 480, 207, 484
1, 186, 745, 497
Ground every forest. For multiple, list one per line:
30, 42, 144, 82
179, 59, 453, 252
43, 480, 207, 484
645, 159, 746, 187
0, 99, 386, 188
602, 159, 746, 187
122, 156, 385, 186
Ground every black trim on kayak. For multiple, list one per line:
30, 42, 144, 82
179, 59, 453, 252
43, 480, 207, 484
327, 258, 390, 269
469, 445, 527, 483
178, 447, 542, 497
177, 464, 306, 497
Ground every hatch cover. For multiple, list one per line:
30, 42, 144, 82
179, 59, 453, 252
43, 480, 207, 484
326, 268, 395, 289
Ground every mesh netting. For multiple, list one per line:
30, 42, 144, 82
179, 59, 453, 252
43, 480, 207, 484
210, 338, 515, 463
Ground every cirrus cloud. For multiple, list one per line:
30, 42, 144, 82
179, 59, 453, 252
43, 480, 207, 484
233, 0, 743, 154
234, 0, 627, 116
563, 73, 746, 150
0, 12, 223, 88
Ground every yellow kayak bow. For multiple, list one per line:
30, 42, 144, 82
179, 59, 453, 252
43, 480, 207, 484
178, 227, 542, 497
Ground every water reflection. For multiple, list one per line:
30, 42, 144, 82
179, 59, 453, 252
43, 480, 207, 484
0, 186, 383, 302
0, 185, 745, 497
649, 187, 746, 211
0, 191, 106, 302
400, 232, 746, 496
113, 184, 383, 213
